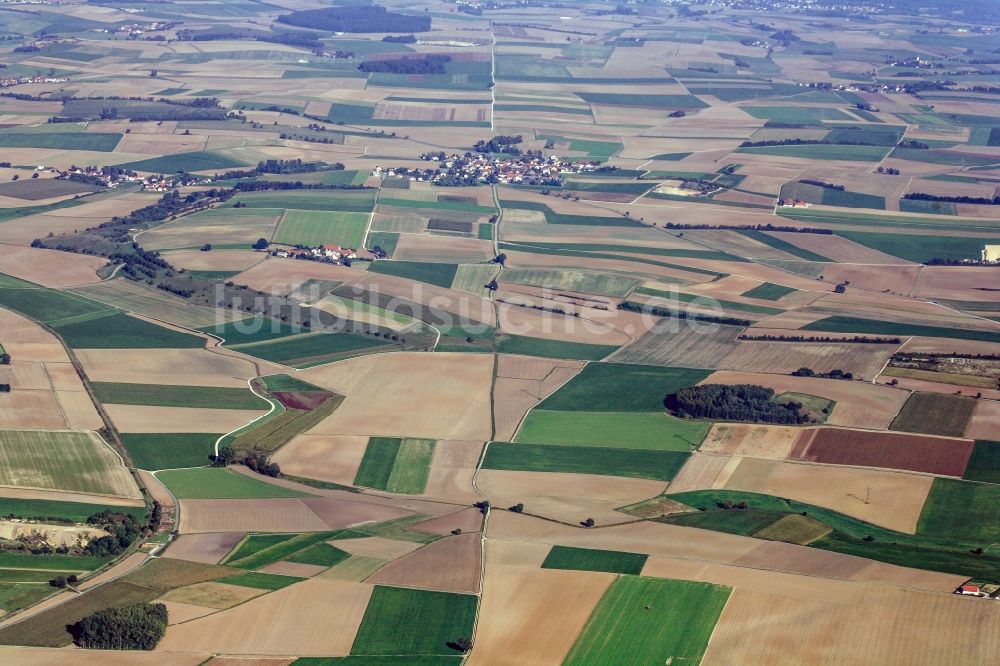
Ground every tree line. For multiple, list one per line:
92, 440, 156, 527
739, 334, 901, 344
618, 300, 751, 327
663, 222, 832, 234
359, 55, 451, 75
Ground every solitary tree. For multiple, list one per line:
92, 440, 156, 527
253, 237, 269, 250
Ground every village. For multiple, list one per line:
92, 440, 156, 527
371, 151, 607, 187
0, 74, 67, 88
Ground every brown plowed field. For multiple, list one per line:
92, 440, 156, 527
420, 439, 482, 504
270, 435, 368, 487
157, 579, 372, 656
76, 349, 263, 388
966, 400, 1000, 440
793, 427, 974, 477
367, 532, 481, 593
334, 536, 422, 561
413, 507, 484, 536
477, 470, 666, 525
700, 424, 804, 459
0, 245, 106, 287
0, 645, 207, 665
271, 391, 333, 410
298, 352, 493, 441
164, 533, 246, 565
493, 354, 584, 441
469, 553, 614, 666
106, 405, 265, 434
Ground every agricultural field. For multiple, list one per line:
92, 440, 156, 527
2, 1, 1000, 662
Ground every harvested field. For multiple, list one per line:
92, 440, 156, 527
164, 533, 246, 565
420, 440, 482, 504
413, 507, 484, 536
75, 348, 267, 388
607, 322, 742, 369
721, 457, 934, 534
476, 470, 665, 525
161, 249, 264, 273
890, 392, 978, 437
0, 429, 141, 500
271, 435, 368, 487
703, 584, 1000, 665
0, 246, 105, 287
69, 280, 227, 330
966, 400, 1000, 440
160, 581, 264, 610
392, 234, 493, 264
106, 405, 265, 434
497, 303, 632, 347
719, 340, 896, 380
493, 354, 585, 441
700, 424, 803, 459
298, 353, 493, 440
367, 533, 481, 593
793, 428, 974, 477
469, 556, 614, 666
702, 371, 909, 430
157, 579, 372, 656
178, 498, 413, 534
259, 561, 327, 578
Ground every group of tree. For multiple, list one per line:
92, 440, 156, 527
799, 179, 845, 191
277, 6, 431, 33
876, 166, 901, 175
0, 353, 9, 365
791, 367, 854, 380
0, 384, 11, 393
210, 446, 281, 478
904, 191, 1000, 205
83, 509, 150, 558
474, 135, 523, 154
383, 34, 417, 44
359, 55, 451, 75
665, 384, 810, 424
740, 138, 879, 148
71, 603, 168, 650
897, 139, 930, 149
739, 334, 901, 344
618, 300, 751, 327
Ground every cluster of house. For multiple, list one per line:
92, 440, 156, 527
0, 74, 67, 89
957, 583, 1000, 599
372, 153, 602, 186
271, 244, 359, 263
94, 21, 177, 36
776, 199, 811, 208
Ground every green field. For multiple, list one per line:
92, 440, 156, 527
275, 210, 369, 248
574, 93, 707, 109
537, 363, 711, 412
542, 546, 648, 575
516, 411, 709, 451
741, 282, 797, 300
801, 316, 1000, 344
481, 442, 689, 481
0, 584, 53, 614
741, 106, 852, 123
261, 374, 329, 393
662, 489, 1000, 579
120, 433, 220, 470
499, 268, 639, 298
52, 312, 206, 349
0, 497, 145, 524
225, 531, 349, 570
836, 230, 995, 263
0, 284, 112, 324
216, 571, 304, 590
92, 383, 265, 410
963, 440, 1000, 484
634, 287, 783, 316
200, 318, 298, 345
738, 230, 832, 262
232, 332, 393, 367
0, 430, 137, 498
367, 261, 458, 288
889, 392, 977, 437
156, 468, 313, 499
287, 543, 352, 567
231, 190, 377, 212
351, 586, 477, 656
495, 335, 618, 361
917, 478, 1000, 544
0, 132, 121, 151
564, 576, 730, 666
118, 150, 249, 173
354, 438, 436, 494
367, 231, 399, 257
737, 144, 889, 161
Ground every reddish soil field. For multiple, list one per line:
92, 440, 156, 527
271, 391, 333, 410
792, 428, 974, 477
